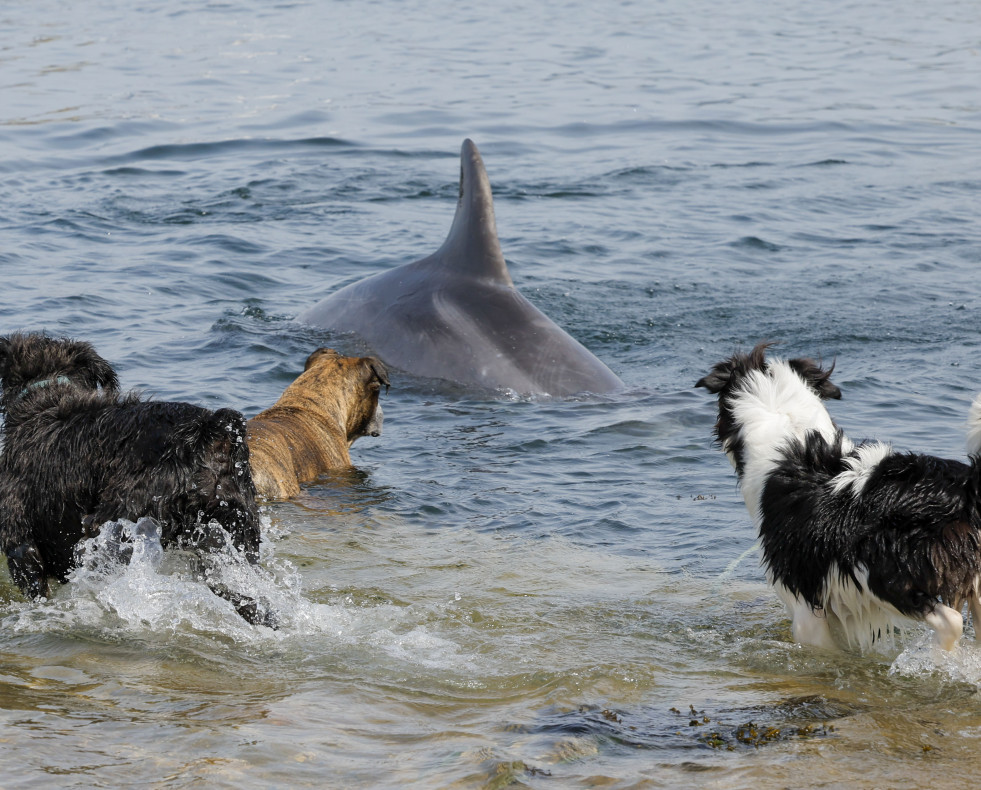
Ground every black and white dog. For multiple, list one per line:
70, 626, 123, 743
697, 342, 981, 651
0, 332, 268, 624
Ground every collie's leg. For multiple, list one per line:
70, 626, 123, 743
924, 604, 963, 651
969, 593, 981, 642
792, 604, 838, 650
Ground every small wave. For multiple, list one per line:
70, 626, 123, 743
108, 136, 354, 166
729, 235, 783, 252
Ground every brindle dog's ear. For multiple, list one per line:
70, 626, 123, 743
365, 358, 390, 393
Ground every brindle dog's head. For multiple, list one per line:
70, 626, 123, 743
0, 332, 119, 416
302, 348, 390, 443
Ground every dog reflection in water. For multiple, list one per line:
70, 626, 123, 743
0, 332, 272, 626
698, 342, 981, 651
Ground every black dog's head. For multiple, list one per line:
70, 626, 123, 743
0, 332, 119, 414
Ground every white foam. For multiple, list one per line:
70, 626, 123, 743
0, 516, 471, 670
890, 632, 981, 685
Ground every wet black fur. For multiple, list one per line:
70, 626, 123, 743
762, 431, 981, 617
697, 341, 981, 629
0, 333, 263, 621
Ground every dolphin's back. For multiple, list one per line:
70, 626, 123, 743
299, 140, 622, 397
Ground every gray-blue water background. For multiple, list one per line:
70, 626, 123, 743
2, 1, 981, 787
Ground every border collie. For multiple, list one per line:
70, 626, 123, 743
696, 342, 981, 651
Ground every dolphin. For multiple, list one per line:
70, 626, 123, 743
298, 139, 623, 397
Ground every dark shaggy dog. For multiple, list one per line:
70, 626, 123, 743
697, 342, 981, 651
0, 333, 267, 624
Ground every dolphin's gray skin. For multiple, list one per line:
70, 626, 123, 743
298, 139, 623, 397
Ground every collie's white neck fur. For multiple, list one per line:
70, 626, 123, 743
728, 359, 850, 521
830, 441, 893, 497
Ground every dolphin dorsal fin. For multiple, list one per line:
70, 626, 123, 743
434, 139, 514, 286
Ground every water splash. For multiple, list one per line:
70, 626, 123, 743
889, 632, 981, 685
0, 516, 470, 670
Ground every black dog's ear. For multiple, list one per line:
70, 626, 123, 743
93, 356, 120, 393
695, 363, 731, 393
788, 357, 842, 400
364, 358, 390, 393
75, 345, 119, 393
0, 336, 11, 378
62, 338, 119, 393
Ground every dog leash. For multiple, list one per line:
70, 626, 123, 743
17, 376, 73, 400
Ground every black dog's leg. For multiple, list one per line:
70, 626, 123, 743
212, 584, 279, 628
205, 564, 279, 629
100, 519, 132, 564
182, 521, 278, 629
6, 542, 50, 600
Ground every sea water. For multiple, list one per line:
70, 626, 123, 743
2, 0, 981, 786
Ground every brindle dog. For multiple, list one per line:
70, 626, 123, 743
247, 348, 389, 499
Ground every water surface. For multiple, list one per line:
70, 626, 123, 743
2, 1, 981, 787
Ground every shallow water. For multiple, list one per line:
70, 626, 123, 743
2, 0, 981, 787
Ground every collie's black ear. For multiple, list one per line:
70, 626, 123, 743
748, 341, 774, 370
816, 377, 842, 400
788, 357, 841, 400
698, 342, 773, 393
695, 364, 731, 393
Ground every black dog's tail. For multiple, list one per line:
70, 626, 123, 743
169, 407, 271, 626
172, 407, 247, 460
174, 408, 260, 563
